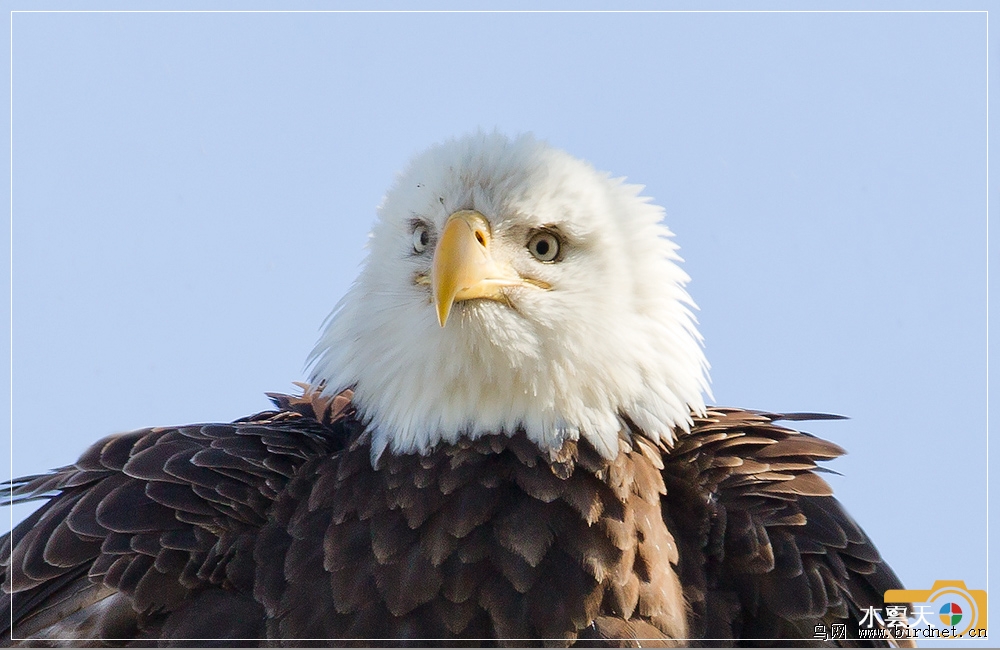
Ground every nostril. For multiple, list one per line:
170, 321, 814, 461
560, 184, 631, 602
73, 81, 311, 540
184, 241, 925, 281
475, 231, 486, 247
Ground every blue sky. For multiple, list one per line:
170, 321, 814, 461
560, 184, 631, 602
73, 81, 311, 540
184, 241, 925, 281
2, 6, 993, 644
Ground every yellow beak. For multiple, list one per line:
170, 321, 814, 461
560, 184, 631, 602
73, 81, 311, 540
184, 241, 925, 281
431, 210, 518, 327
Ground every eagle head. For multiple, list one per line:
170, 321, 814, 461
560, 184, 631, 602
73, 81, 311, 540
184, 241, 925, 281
309, 133, 710, 461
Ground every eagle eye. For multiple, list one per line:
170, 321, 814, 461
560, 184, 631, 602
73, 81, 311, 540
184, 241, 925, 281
528, 231, 561, 262
412, 224, 430, 253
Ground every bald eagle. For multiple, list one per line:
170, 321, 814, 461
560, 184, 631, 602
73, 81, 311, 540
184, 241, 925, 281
3, 133, 909, 647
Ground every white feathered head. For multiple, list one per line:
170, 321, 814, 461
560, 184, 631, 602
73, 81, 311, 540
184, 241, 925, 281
310, 132, 710, 461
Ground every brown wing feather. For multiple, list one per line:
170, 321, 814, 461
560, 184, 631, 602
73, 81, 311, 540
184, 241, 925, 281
661, 408, 912, 648
2, 392, 350, 645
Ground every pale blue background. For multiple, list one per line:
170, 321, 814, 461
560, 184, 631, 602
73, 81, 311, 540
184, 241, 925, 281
2, 5, 993, 644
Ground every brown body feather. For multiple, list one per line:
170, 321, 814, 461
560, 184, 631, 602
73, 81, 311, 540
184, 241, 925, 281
1, 387, 907, 647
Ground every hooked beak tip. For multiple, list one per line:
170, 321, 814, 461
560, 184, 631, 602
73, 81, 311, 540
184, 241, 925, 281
436, 303, 450, 327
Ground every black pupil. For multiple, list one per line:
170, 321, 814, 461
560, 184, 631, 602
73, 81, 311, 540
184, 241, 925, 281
419, 230, 429, 247
535, 239, 550, 256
